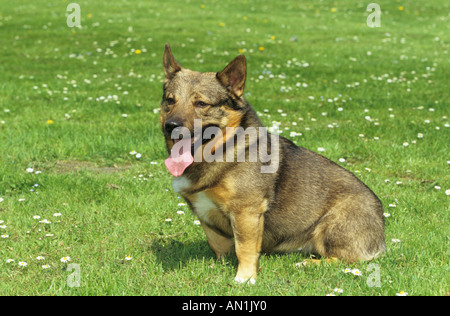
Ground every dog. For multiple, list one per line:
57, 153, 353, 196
160, 43, 385, 284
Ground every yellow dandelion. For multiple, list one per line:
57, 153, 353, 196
219, 22, 225, 27
263, 19, 268, 23
331, 8, 337, 13
46, 120, 54, 125
259, 46, 265, 51
135, 49, 141, 54
200, 4, 205, 9
398, 6, 404, 11
87, 13, 92, 18
238, 49, 245, 54
243, 16, 248, 21
270, 35, 276, 40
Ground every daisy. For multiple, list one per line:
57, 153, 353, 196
351, 269, 362, 276
342, 268, 352, 273
18, 262, 28, 267
317, 147, 325, 152
333, 288, 344, 293
33, 215, 41, 219
193, 220, 201, 225
396, 291, 408, 296
42, 265, 51, 269
178, 202, 186, 206
389, 203, 396, 208
446, 189, 450, 196
177, 210, 185, 215
135, 153, 142, 159
129, 150, 137, 155
383, 213, 391, 217
26, 168, 34, 173
165, 218, 172, 222
0, 225, 6, 229
60, 256, 71, 263
6, 259, 14, 263
36, 256, 45, 260
45, 234, 54, 237
125, 255, 132, 261
0, 197, 3, 202
392, 238, 401, 243
1, 234, 9, 238
39, 219, 51, 224
325, 293, 336, 296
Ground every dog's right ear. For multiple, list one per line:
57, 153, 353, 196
216, 55, 247, 98
163, 43, 182, 78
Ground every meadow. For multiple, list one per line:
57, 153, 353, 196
0, 0, 448, 295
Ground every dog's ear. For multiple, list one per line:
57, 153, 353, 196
216, 55, 247, 98
163, 43, 182, 78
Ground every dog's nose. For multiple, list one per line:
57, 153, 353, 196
165, 120, 184, 136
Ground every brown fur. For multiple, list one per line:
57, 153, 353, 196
160, 44, 386, 283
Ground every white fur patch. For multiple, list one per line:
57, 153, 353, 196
192, 191, 217, 223
234, 276, 256, 285
172, 176, 192, 193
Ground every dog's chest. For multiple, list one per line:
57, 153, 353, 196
172, 176, 225, 225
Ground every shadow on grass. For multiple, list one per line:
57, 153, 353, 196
151, 238, 220, 270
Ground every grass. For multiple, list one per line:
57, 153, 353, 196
0, 0, 448, 295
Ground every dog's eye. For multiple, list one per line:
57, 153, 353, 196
194, 101, 208, 108
166, 97, 176, 105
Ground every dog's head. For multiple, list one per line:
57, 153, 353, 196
160, 43, 249, 155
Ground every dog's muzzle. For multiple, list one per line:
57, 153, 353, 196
165, 119, 184, 136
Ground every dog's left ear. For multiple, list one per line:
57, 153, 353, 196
217, 55, 246, 98
163, 43, 183, 78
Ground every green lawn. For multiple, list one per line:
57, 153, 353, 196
0, 0, 448, 295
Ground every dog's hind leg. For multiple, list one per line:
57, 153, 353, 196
310, 197, 386, 262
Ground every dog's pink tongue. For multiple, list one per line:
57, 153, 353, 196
164, 138, 194, 177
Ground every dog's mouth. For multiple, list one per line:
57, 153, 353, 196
165, 124, 221, 177
169, 124, 221, 151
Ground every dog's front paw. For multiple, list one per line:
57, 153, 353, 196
234, 276, 256, 285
